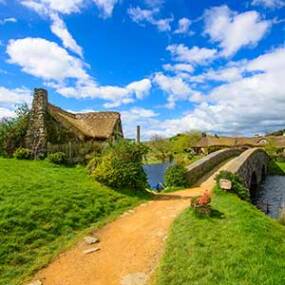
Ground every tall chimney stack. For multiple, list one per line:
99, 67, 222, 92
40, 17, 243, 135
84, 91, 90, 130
136, 125, 141, 143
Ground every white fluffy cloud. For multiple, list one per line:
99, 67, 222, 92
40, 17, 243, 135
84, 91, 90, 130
174, 17, 192, 35
0, 17, 17, 25
147, 48, 285, 137
252, 0, 285, 8
93, 0, 118, 18
204, 5, 271, 57
56, 78, 151, 108
0, 87, 32, 119
167, 44, 217, 64
20, 0, 85, 15
6, 37, 152, 108
163, 63, 194, 73
121, 107, 159, 138
128, 6, 173, 32
50, 14, 83, 57
7, 38, 88, 81
153, 72, 196, 108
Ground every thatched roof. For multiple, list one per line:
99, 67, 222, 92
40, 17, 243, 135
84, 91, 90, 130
48, 104, 122, 140
194, 136, 267, 148
194, 135, 285, 148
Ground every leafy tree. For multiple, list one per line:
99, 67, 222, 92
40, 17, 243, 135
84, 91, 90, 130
0, 104, 30, 157
148, 135, 173, 162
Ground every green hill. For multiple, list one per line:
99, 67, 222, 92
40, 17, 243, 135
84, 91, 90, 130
0, 158, 151, 285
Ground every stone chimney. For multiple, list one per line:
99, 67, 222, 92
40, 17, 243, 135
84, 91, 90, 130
25, 88, 48, 158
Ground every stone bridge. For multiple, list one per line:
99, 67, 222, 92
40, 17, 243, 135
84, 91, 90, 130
225, 148, 269, 194
186, 148, 242, 186
186, 148, 269, 195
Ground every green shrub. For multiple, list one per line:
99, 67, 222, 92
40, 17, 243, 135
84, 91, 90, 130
86, 155, 102, 174
164, 164, 188, 188
48, 152, 67, 165
13, 147, 32, 160
91, 140, 148, 191
215, 170, 250, 201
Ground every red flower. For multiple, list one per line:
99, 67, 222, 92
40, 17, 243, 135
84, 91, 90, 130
197, 191, 211, 206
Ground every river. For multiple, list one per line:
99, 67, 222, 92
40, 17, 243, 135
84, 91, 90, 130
143, 162, 171, 189
253, 176, 285, 218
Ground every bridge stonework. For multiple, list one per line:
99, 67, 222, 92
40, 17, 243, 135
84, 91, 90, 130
186, 148, 242, 186
225, 148, 269, 189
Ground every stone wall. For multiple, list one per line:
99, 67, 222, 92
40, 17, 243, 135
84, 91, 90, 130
225, 148, 269, 188
186, 148, 242, 186
25, 88, 48, 158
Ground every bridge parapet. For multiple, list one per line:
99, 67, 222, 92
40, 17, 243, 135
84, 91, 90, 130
186, 148, 242, 186
225, 148, 269, 189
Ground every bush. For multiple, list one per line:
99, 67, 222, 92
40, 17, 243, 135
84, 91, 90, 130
91, 140, 148, 191
215, 170, 250, 201
48, 152, 67, 165
13, 147, 32, 160
164, 164, 188, 188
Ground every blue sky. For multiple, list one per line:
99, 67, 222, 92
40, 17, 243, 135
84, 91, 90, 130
0, 0, 285, 139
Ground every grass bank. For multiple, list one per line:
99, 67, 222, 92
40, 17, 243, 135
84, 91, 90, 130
0, 158, 152, 285
268, 160, 285, 175
154, 187, 285, 285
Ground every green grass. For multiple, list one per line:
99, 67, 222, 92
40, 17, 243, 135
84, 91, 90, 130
155, 188, 285, 285
268, 160, 285, 175
0, 158, 152, 285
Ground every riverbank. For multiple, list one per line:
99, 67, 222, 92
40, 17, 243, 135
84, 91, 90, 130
154, 187, 285, 285
268, 160, 285, 175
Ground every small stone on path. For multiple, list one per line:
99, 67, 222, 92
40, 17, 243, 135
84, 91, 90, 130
84, 236, 99, 245
27, 280, 42, 285
121, 272, 148, 285
83, 247, 100, 254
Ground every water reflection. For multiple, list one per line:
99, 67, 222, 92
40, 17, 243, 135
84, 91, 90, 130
253, 176, 285, 218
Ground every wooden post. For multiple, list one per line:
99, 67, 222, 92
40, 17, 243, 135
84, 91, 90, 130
136, 125, 141, 143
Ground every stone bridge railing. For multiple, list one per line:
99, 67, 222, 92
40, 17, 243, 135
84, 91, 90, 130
225, 148, 269, 189
186, 148, 242, 186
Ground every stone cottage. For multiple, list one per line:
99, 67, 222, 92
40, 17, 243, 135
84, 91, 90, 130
25, 88, 123, 156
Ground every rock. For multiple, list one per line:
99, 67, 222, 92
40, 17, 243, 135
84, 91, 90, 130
83, 247, 100, 254
121, 272, 148, 285
84, 236, 99, 245
26, 280, 42, 285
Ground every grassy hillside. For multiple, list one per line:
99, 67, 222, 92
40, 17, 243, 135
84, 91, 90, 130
155, 188, 285, 285
268, 160, 285, 175
0, 158, 152, 285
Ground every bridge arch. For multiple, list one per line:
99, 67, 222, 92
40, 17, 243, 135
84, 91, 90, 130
225, 148, 269, 190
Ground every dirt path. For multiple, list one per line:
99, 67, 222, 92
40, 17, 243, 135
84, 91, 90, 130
32, 160, 233, 285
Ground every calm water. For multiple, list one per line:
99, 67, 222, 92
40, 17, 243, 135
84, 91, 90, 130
143, 162, 171, 189
253, 176, 285, 218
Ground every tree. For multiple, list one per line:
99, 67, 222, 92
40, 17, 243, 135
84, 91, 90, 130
0, 104, 30, 157
149, 135, 173, 162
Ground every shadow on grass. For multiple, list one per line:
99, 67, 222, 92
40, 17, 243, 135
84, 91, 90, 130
193, 208, 225, 220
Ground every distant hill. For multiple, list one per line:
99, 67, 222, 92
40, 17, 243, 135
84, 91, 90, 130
266, 129, 285, 136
